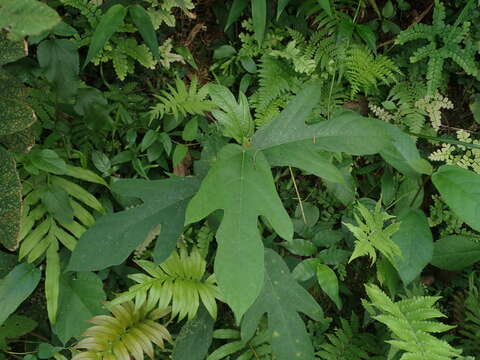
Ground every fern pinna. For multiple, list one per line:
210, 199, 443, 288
73, 301, 171, 360
110, 247, 221, 321
364, 284, 463, 360
395, 0, 479, 96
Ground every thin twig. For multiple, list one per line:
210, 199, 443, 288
289, 166, 307, 224
377, 2, 435, 49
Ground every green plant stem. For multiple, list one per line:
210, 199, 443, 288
289, 166, 306, 224
409, 131, 480, 150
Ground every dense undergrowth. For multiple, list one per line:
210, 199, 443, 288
1, 0, 480, 359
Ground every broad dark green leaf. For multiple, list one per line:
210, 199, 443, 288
432, 165, 480, 232
186, 144, 293, 322
0, 315, 37, 350
173, 143, 188, 167
316, 264, 342, 309
172, 305, 214, 360
241, 249, 323, 360
129, 5, 160, 61
317, 0, 332, 16
0, 34, 26, 66
41, 185, 74, 224
0, 69, 36, 136
224, 0, 248, 31
0, 148, 21, 250
264, 141, 344, 183
37, 39, 79, 98
378, 122, 432, 177
277, 0, 291, 19
0, 251, 17, 278
325, 166, 356, 206
282, 239, 317, 256
394, 177, 423, 215
356, 24, 376, 50
392, 209, 433, 284
251, 0, 267, 45
0, 263, 41, 326
53, 272, 106, 344
0, 0, 60, 40
68, 177, 199, 271
470, 94, 480, 124
431, 235, 480, 271
83, 4, 127, 67
30, 149, 67, 175
252, 84, 391, 154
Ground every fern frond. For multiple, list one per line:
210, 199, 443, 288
119, 39, 155, 70
344, 200, 402, 265
59, 0, 100, 27
252, 55, 298, 112
73, 301, 171, 360
149, 77, 215, 121
345, 46, 400, 98
364, 284, 462, 360
317, 314, 384, 360
110, 247, 221, 321
394, 0, 479, 96
452, 273, 480, 356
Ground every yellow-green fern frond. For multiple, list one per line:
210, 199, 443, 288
364, 284, 462, 360
344, 200, 402, 265
73, 301, 171, 360
149, 77, 215, 121
345, 46, 400, 98
110, 247, 221, 321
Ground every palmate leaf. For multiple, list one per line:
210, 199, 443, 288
0, 148, 22, 250
110, 247, 221, 321
241, 249, 324, 360
186, 144, 293, 322
68, 177, 200, 271
73, 301, 171, 360
251, 81, 391, 155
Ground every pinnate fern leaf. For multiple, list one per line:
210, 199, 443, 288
345, 46, 400, 98
110, 247, 221, 321
364, 284, 462, 360
73, 301, 171, 360
395, 0, 479, 95
149, 77, 215, 120
344, 200, 402, 265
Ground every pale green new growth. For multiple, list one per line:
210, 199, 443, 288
110, 247, 221, 321
345, 46, 400, 99
344, 200, 402, 265
149, 77, 215, 121
364, 284, 462, 360
430, 130, 480, 173
73, 301, 171, 360
208, 85, 255, 146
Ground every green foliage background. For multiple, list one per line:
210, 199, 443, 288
1, 0, 480, 359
